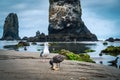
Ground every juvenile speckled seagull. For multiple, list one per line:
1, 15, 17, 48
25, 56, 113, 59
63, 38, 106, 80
49, 54, 65, 70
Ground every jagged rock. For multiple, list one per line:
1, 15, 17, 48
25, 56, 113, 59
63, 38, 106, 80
1, 13, 20, 40
48, 0, 98, 41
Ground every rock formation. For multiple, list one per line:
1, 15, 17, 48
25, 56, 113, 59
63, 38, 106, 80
23, 31, 46, 42
106, 37, 120, 42
1, 13, 20, 40
48, 0, 98, 41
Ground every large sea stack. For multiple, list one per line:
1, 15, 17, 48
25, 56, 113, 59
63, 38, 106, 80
48, 0, 98, 41
1, 13, 20, 40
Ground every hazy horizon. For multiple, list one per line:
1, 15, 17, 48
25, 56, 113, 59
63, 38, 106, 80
0, 0, 120, 40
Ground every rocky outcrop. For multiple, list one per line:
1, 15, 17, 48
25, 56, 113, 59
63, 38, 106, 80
22, 31, 47, 42
1, 13, 20, 40
48, 0, 98, 41
106, 37, 120, 42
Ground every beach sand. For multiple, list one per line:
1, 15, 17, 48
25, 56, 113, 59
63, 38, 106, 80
0, 50, 120, 80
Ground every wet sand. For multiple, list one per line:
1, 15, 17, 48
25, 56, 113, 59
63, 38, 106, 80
0, 50, 120, 80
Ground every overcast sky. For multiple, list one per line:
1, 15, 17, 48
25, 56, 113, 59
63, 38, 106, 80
0, 0, 120, 40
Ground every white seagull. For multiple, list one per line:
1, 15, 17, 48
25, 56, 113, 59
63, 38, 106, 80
40, 42, 50, 57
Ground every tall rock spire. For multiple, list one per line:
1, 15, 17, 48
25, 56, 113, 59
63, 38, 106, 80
2, 13, 20, 40
48, 0, 98, 41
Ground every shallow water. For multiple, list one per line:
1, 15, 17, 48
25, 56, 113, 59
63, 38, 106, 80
0, 40, 120, 68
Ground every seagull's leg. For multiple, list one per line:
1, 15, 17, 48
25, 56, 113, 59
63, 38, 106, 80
51, 64, 53, 69
40, 55, 46, 62
52, 63, 56, 70
58, 63, 60, 68
57, 63, 60, 68
55, 63, 58, 68
115, 63, 118, 68
56, 63, 59, 68
55, 63, 59, 70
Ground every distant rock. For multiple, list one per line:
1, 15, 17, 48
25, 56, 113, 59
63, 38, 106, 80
106, 37, 114, 42
48, 0, 98, 41
114, 38, 120, 41
1, 13, 20, 40
23, 31, 47, 42
17, 41, 30, 46
106, 37, 120, 42
22, 36, 28, 40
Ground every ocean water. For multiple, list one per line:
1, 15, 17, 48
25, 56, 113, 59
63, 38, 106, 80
0, 40, 120, 68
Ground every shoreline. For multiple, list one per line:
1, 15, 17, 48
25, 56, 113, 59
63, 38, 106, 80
0, 50, 120, 80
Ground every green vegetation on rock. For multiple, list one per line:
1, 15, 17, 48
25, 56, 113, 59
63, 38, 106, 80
84, 49, 95, 53
49, 42, 58, 46
51, 50, 60, 53
17, 41, 30, 48
101, 46, 120, 56
59, 49, 95, 63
